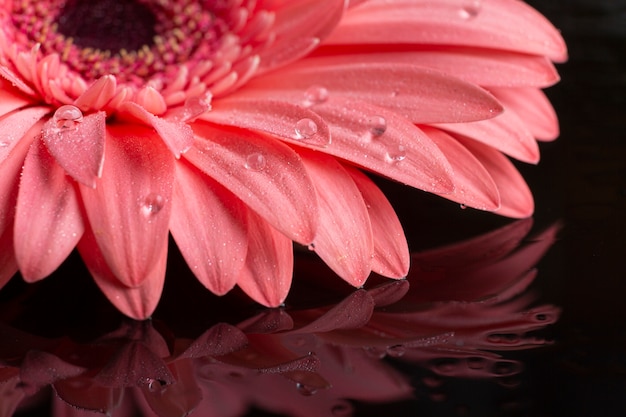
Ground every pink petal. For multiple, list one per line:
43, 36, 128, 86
0, 107, 49, 166
347, 168, 409, 278
79, 124, 174, 288
301, 151, 373, 287
327, 0, 568, 62
202, 98, 332, 148
74, 75, 116, 111
490, 87, 560, 141
0, 132, 32, 238
435, 109, 540, 164
170, 161, 248, 295
54, 379, 124, 416
457, 137, 534, 218
78, 224, 166, 320
185, 123, 318, 244
307, 98, 454, 194
119, 102, 194, 158
239, 63, 503, 124
293, 290, 376, 333
14, 139, 84, 281
305, 49, 560, 88
0, 82, 32, 117
0, 65, 36, 96
258, 0, 345, 71
42, 111, 106, 188
20, 351, 86, 391
421, 126, 500, 211
237, 210, 293, 307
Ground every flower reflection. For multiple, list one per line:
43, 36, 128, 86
1, 219, 560, 417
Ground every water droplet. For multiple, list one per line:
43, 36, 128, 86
294, 118, 318, 139
139, 378, 166, 393
307, 243, 316, 251
296, 382, 318, 396
385, 145, 406, 162
303, 85, 329, 107
364, 346, 386, 359
52, 105, 83, 130
459, 0, 482, 19
141, 193, 165, 217
367, 115, 387, 137
331, 401, 353, 416
386, 344, 406, 357
181, 94, 211, 121
244, 152, 266, 171
460, 204, 467, 210
0, 141, 9, 148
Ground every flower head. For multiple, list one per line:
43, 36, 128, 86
0, 0, 566, 318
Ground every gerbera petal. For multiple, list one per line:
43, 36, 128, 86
42, 110, 106, 188
310, 98, 454, 194
457, 137, 534, 218
0, 131, 32, 238
0, 65, 36, 96
78, 224, 165, 320
202, 98, 332, 148
301, 151, 373, 286
258, 0, 346, 71
421, 126, 500, 211
79, 124, 174, 287
237, 211, 293, 307
239, 63, 503, 124
305, 49, 560, 88
490, 87, 560, 141
328, 0, 567, 62
185, 123, 318, 244
435, 109, 540, 164
73, 75, 116, 112
170, 160, 248, 295
0, 107, 49, 165
14, 139, 84, 281
119, 102, 194, 158
0, 80, 32, 117
347, 168, 409, 279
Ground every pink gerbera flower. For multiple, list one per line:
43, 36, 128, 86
0, 0, 566, 319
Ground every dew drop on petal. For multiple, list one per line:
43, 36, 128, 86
459, 0, 482, 19
385, 145, 406, 163
244, 152, 266, 171
181, 94, 211, 121
296, 383, 318, 396
294, 118, 318, 139
386, 344, 406, 357
460, 204, 467, 210
0, 141, 9, 148
141, 193, 165, 217
367, 115, 387, 137
303, 85, 329, 107
52, 105, 84, 130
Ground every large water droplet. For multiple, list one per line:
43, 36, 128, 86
303, 85, 329, 107
245, 152, 266, 171
139, 377, 166, 393
296, 382, 318, 396
141, 193, 165, 217
385, 145, 406, 163
52, 105, 84, 131
180, 94, 211, 121
294, 118, 318, 139
459, 0, 482, 19
367, 115, 387, 137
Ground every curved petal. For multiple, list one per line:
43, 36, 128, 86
43, 111, 106, 188
421, 126, 500, 211
184, 123, 318, 244
237, 210, 293, 307
347, 168, 409, 279
0, 81, 35, 117
327, 0, 567, 62
490, 87, 559, 141
14, 139, 84, 281
258, 0, 346, 71
435, 109, 540, 164
79, 124, 175, 287
301, 150, 373, 286
77, 224, 165, 320
0, 129, 33, 238
170, 161, 248, 295
457, 137, 534, 218
119, 102, 194, 158
238, 63, 503, 124
74, 75, 116, 112
307, 98, 454, 194
202, 99, 332, 148
0, 107, 49, 166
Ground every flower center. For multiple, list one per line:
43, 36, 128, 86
10, 0, 224, 85
56, 0, 157, 53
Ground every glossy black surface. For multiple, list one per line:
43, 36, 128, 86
2, 1, 626, 416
